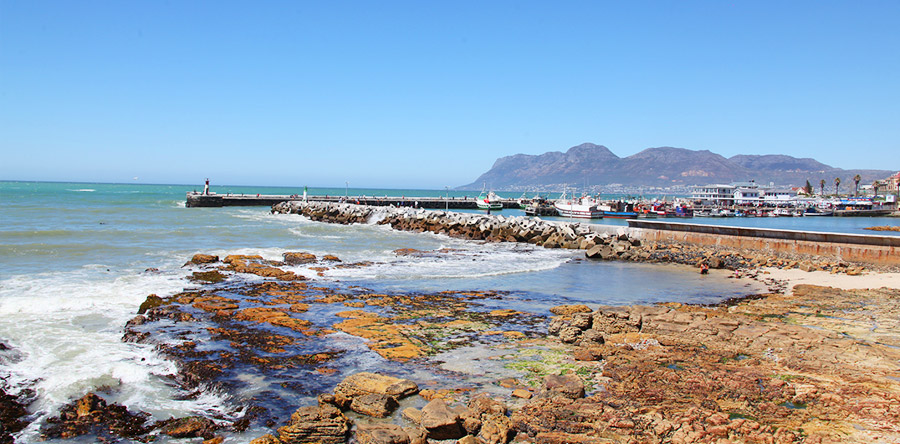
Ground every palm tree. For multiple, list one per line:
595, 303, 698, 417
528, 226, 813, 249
872, 180, 880, 197
853, 174, 861, 196
834, 177, 841, 196
819, 179, 826, 196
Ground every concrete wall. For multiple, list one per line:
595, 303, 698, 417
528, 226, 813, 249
627, 220, 900, 266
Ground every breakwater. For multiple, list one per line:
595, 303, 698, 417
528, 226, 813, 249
273, 201, 893, 271
187, 192, 519, 208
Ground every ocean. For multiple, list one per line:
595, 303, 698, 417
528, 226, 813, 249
0, 180, 891, 442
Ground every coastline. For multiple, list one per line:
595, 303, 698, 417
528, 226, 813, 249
2, 197, 899, 442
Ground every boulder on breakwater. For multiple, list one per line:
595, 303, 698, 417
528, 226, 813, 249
273, 201, 604, 251
273, 201, 874, 275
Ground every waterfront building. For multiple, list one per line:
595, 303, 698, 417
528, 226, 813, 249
763, 189, 795, 205
885, 172, 900, 194
692, 184, 737, 206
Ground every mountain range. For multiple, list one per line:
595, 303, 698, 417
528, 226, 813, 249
460, 143, 894, 190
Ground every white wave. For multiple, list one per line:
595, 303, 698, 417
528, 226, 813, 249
0, 265, 234, 441
66, 189, 95, 192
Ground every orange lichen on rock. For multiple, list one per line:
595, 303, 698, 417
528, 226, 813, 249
192, 296, 239, 313
333, 311, 424, 361
234, 307, 314, 333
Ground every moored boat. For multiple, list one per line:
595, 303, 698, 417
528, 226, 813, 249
476, 190, 503, 210
554, 192, 602, 218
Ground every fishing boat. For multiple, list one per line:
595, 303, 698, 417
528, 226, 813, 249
804, 207, 833, 216
554, 191, 602, 218
525, 195, 558, 216
598, 202, 638, 219
476, 191, 503, 210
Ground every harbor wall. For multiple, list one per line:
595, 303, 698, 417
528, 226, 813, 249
186, 193, 518, 209
627, 220, 900, 266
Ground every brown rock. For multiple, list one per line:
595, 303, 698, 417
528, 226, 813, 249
558, 326, 582, 344
334, 372, 419, 406
349, 393, 399, 417
355, 423, 410, 444
539, 374, 585, 399
573, 347, 602, 361
277, 405, 351, 444
283, 252, 317, 265
188, 254, 219, 265
479, 413, 511, 444
549, 304, 592, 316
249, 434, 282, 444
403, 426, 428, 444
421, 399, 464, 440
402, 407, 423, 424
322, 255, 342, 262
159, 416, 217, 439
512, 389, 532, 399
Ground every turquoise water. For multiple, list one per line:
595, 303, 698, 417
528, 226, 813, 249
3, 180, 886, 442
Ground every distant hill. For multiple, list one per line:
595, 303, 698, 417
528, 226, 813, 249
460, 143, 893, 190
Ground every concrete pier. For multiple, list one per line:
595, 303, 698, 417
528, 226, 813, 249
185, 192, 520, 209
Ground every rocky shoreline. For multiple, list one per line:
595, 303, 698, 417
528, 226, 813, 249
2, 203, 897, 442
18, 249, 894, 444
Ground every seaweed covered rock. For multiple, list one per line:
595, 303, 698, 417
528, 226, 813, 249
40, 393, 151, 441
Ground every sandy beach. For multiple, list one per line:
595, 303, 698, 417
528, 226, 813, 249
761, 267, 900, 292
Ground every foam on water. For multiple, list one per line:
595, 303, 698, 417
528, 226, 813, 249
0, 265, 236, 442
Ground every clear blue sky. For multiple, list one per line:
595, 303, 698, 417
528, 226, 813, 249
1, 1, 898, 188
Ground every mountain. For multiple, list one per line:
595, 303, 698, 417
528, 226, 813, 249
460, 143, 893, 190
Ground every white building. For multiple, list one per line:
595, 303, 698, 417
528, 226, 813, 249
733, 187, 760, 205
691, 184, 736, 206
763, 189, 795, 205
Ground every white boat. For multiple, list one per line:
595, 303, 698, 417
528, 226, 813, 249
476, 190, 503, 210
554, 192, 602, 219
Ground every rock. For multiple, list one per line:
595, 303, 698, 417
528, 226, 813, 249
512, 389, 532, 399
479, 413, 512, 444
355, 423, 410, 444
249, 434, 282, 444
573, 347, 603, 361
539, 374, 585, 399
277, 405, 351, 444
549, 304, 592, 316
570, 313, 592, 330
188, 253, 219, 265
421, 399, 464, 440
558, 326, 582, 344
468, 395, 507, 417
334, 372, 419, 406
592, 306, 641, 334
403, 426, 428, 444
322, 254, 342, 262
159, 416, 217, 439
402, 407, 423, 424
579, 328, 605, 344
137, 294, 165, 314
457, 435, 479, 444
283, 252, 317, 265
349, 393, 399, 417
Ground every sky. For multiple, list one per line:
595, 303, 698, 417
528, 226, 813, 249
1, 1, 898, 188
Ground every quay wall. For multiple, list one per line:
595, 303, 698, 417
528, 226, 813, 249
186, 193, 518, 209
628, 220, 900, 266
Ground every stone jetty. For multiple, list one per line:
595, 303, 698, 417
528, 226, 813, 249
273, 201, 880, 274
273, 201, 609, 250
